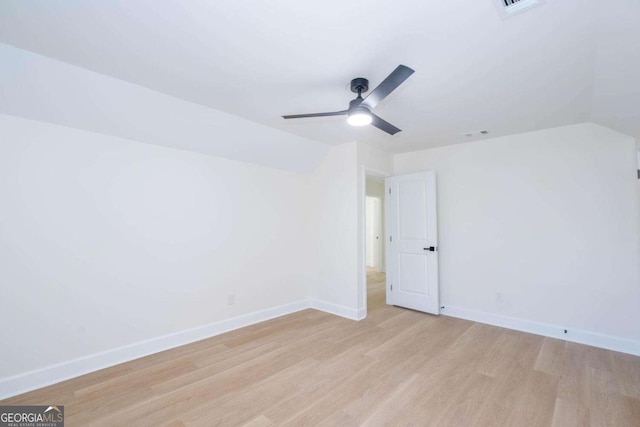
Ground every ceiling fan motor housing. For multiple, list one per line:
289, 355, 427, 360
350, 77, 369, 94
349, 97, 368, 111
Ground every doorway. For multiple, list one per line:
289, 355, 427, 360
365, 174, 387, 312
365, 196, 382, 270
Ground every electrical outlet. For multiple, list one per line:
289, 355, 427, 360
227, 294, 235, 306
495, 292, 505, 303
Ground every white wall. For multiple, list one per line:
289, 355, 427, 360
0, 114, 314, 381
394, 123, 640, 346
306, 141, 392, 319
308, 143, 360, 318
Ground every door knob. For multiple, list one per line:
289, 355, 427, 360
423, 246, 437, 252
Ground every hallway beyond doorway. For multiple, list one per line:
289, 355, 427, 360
367, 267, 386, 312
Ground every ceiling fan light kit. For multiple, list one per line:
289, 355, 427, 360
282, 65, 414, 135
347, 107, 373, 127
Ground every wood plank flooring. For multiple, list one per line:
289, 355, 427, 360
2, 268, 639, 426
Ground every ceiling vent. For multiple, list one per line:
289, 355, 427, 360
494, 0, 545, 19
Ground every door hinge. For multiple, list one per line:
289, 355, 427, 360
389, 235, 392, 242
637, 170, 640, 179
390, 284, 393, 291
389, 187, 391, 194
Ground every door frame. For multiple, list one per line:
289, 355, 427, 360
360, 166, 391, 318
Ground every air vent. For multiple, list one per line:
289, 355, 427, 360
494, 0, 545, 19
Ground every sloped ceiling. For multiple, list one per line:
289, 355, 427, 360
0, 0, 638, 155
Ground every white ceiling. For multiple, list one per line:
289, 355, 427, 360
0, 0, 638, 153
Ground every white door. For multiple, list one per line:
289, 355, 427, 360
386, 171, 439, 314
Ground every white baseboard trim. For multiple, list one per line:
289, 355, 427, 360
310, 299, 362, 321
442, 305, 640, 356
0, 300, 310, 400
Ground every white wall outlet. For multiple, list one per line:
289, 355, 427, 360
227, 294, 235, 306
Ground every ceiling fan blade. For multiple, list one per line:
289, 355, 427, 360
370, 113, 402, 135
361, 65, 414, 110
282, 110, 347, 119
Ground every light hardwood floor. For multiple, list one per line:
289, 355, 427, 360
2, 269, 639, 426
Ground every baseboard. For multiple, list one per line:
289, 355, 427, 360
0, 300, 310, 400
442, 305, 640, 356
310, 299, 363, 321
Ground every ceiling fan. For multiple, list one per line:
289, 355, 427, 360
282, 65, 415, 135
